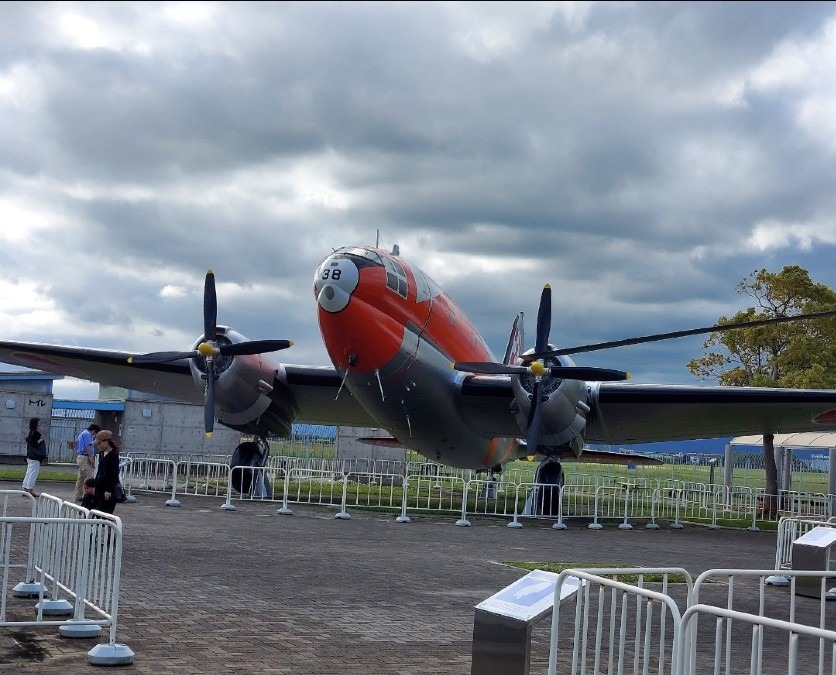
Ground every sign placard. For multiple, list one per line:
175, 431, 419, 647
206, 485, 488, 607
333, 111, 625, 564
476, 570, 580, 623
795, 526, 836, 548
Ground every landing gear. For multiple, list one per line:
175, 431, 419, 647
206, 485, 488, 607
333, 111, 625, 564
230, 436, 273, 499
523, 457, 564, 516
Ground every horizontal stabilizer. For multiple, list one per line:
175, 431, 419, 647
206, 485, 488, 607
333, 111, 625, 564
569, 449, 662, 465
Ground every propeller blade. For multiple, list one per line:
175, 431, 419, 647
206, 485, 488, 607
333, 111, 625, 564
204, 360, 215, 436
534, 285, 552, 354
451, 361, 629, 381
204, 270, 217, 343
548, 366, 630, 381
218, 340, 293, 357
452, 362, 528, 375
525, 381, 543, 454
526, 309, 836, 360
128, 350, 197, 364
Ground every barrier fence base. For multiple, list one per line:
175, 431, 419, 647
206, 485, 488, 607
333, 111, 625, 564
36, 598, 73, 616
88, 642, 135, 666
165, 498, 181, 507
59, 620, 103, 639
12, 581, 46, 598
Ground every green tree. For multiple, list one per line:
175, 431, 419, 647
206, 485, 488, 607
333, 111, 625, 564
687, 266, 836, 510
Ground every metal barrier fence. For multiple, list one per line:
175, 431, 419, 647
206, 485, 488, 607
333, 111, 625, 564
771, 516, 836, 573
548, 568, 689, 675
119, 454, 836, 527
547, 567, 836, 675
0, 490, 133, 665
689, 568, 836, 675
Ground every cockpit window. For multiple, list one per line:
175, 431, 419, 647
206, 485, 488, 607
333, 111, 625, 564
382, 256, 408, 298
332, 247, 385, 269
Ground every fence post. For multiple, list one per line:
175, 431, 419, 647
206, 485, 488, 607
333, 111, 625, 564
334, 474, 351, 520
552, 486, 567, 530
220, 465, 236, 511
277, 468, 293, 515
165, 461, 181, 507
396, 477, 411, 523
588, 486, 603, 529
618, 486, 633, 530
646, 489, 660, 530
505, 485, 520, 530
670, 489, 684, 529
456, 481, 471, 527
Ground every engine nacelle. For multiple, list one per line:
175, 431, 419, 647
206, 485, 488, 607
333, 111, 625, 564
511, 350, 590, 457
189, 327, 298, 437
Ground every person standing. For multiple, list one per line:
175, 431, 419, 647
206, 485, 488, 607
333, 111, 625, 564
80, 477, 97, 510
93, 430, 120, 514
74, 423, 100, 501
23, 417, 47, 497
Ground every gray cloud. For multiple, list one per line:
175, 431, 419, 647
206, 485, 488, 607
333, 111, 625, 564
2, 1, 836, 395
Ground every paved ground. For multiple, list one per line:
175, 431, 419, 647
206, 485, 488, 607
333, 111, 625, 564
0, 479, 831, 674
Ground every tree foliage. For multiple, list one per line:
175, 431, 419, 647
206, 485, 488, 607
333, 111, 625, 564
687, 266, 836, 388
687, 266, 836, 510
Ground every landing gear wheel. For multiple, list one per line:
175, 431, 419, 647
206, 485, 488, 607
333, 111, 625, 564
230, 440, 273, 499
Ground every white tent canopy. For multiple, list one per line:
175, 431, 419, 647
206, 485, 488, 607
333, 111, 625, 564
730, 433, 836, 449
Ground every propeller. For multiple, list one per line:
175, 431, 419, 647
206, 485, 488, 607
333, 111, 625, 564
127, 270, 294, 435
525, 285, 552, 454
524, 309, 836, 361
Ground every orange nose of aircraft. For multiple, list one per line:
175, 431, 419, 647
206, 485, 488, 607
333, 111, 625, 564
314, 254, 403, 373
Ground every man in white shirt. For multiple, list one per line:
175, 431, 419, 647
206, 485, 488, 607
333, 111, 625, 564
74, 423, 100, 501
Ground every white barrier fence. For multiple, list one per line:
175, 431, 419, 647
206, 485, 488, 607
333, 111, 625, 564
772, 516, 836, 571
0, 490, 133, 665
120, 453, 836, 527
548, 567, 836, 675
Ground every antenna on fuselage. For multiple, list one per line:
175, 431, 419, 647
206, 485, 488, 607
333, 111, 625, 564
392, 244, 399, 256
376, 229, 380, 247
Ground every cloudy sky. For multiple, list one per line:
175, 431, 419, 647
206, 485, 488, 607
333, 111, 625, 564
3, 1, 836, 399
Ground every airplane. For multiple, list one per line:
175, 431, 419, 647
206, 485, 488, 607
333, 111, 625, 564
2, 244, 836, 494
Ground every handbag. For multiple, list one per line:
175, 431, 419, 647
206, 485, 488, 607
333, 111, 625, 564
113, 483, 128, 503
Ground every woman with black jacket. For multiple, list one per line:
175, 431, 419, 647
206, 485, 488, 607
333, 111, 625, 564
93, 430, 120, 514
22, 417, 46, 497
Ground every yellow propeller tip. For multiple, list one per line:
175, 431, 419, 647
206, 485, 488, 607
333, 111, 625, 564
626, 373, 632, 380
206, 431, 213, 438
526, 456, 535, 462
127, 357, 134, 364
544, 283, 551, 289
288, 341, 294, 347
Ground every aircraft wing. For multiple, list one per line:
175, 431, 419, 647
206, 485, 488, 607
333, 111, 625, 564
0, 340, 376, 428
457, 376, 836, 444
585, 382, 836, 444
0, 340, 201, 403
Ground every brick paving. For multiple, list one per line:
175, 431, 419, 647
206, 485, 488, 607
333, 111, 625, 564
0, 479, 831, 674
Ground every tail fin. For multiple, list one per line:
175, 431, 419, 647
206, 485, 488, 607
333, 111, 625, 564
502, 312, 525, 365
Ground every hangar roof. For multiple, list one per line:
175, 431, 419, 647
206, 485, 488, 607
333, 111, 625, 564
731, 432, 836, 449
